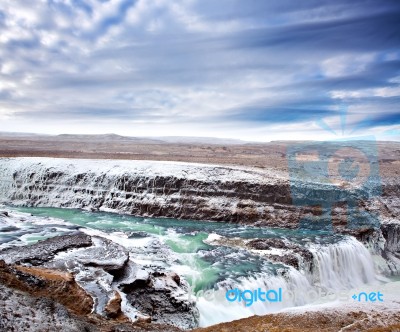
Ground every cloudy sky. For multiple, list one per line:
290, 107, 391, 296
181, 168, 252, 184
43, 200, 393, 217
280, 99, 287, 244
0, 0, 399, 141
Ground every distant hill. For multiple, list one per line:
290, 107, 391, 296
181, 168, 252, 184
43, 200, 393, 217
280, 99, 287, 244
0, 132, 249, 145
55, 134, 165, 144
147, 136, 247, 145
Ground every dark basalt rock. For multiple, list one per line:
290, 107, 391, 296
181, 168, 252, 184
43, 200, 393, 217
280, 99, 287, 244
247, 238, 287, 250
381, 222, 400, 254
0, 232, 197, 330
247, 238, 314, 271
0, 233, 92, 265
122, 271, 199, 330
41, 236, 131, 317
354, 221, 400, 275
0, 211, 9, 217
265, 254, 303, 270
380, 222, 400, 274
70, 237, 129, 271
0, 283, 183, 332
0, 225, 19, 232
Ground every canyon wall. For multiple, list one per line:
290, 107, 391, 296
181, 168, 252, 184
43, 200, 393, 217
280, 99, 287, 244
0, 157, 398, 274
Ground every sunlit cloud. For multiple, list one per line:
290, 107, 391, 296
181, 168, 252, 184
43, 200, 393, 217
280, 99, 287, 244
0, 0, 399, 141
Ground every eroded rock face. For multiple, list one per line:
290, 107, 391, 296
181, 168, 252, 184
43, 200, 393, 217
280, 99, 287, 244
0, 283, 96, 332
0, 158, 296, 227
247, 238, 288, 250
382, 222, 400, 254
40, 236, 131, 316
121, 271, 199, 330
0, 233, 199, 330
246, 238, 313, 270
1, 157, 396, 239
207, 236, 315, 272
0, 260, 94, 316
354, 221, 400, 276
0, 283, 183, 332
66, 237, 130, 271
105, 291, 123, 318
380, 222, 400, 275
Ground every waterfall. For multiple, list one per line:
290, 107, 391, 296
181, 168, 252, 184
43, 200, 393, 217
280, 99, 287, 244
308, 237, 376, 290
0, 157, 386, 328
194, 237, 377, 327
194, 269, 312, 327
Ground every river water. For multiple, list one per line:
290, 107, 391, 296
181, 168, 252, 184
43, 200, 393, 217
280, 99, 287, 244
0, 206, 387, 326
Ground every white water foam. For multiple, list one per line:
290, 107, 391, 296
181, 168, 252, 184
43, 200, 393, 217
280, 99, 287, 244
0, 157, 384, 328
194, 236, 378, 327
308, 236, 376, 290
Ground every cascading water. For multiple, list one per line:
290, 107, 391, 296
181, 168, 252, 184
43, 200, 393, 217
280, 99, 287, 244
0, 157, 390, 328
0, 205, 383, 328
309, 237, 376, 290
189, 236, 378, 326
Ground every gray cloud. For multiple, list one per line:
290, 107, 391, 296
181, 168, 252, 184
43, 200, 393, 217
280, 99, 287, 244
0, 0, 399, 140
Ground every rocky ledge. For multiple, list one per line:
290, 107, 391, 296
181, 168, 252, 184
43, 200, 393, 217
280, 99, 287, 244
205, 235, 314, 271
0, 233, 199, 331
0, 157, 398, 235
0, 283, 183, 332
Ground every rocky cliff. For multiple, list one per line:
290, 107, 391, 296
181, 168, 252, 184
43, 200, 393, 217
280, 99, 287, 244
0, 157, 398, 275
1, 157, 397, 227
